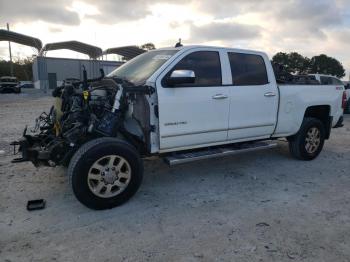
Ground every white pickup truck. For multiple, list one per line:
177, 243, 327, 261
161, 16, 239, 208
13, 45, 346, 209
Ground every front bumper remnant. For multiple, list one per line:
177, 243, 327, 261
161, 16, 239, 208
11, 126, 56, 167
11, 137, 50, 166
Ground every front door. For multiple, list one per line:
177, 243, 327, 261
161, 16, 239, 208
156, 50, 230, 151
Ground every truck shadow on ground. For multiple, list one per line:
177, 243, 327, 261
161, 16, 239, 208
32, 146, 285, 222
31, 140, 341, 217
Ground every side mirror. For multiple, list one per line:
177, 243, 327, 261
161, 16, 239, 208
166, 70, 195, 86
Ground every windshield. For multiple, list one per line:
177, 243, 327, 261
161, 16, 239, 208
108, 49, 179, 84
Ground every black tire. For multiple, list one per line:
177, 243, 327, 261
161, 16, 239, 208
67, 137, 143, 210
288, 117, 325, 161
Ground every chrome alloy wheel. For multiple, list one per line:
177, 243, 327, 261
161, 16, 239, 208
87, 155, 131, 198
305, 127, 321, 154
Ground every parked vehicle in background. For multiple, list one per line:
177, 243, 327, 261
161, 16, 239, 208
13, 45, 346, 210
309, 74, 344, 86
19, 81, 34, 89
0, 76, 21, 93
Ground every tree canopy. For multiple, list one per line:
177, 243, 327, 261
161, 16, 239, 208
272, 52, 345, 78
140, 43, 156, 51
309, 54, 345, 78
272, 52, 310, 74
0, 58, 33, 81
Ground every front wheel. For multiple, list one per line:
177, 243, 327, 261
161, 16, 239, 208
288, 117, 325, 160
67, 137, 143, 210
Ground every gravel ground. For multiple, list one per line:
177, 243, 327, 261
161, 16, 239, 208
1, 89, 350, 262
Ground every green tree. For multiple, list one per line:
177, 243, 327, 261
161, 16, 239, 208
288, 52, 310, 74
140, 43, 156, 51
272, 52, 346, 78
272, 52, 310, 74
309, 54, 345, 78
272, 52, 289, 70
0, 57, 33, 81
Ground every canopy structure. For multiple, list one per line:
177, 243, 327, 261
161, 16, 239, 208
102, 46, 146, 60
39, 41, 103, 59
0, 29, 42, 52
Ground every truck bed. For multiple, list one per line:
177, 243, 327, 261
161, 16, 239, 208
272, 84, 344, 137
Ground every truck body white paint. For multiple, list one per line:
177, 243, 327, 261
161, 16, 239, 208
145, 46, 344, 153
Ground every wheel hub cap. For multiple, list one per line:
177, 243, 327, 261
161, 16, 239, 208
102, 167, 120, 184
87, 155, 131, 198
305, 127, 321, 154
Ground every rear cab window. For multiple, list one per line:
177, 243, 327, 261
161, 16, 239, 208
228, 52, 268, 86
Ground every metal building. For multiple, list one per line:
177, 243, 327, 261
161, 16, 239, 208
1, 29, 148, 91
33, 41, 122, 90
32, 56, 122, 90
32, 42, 146, 90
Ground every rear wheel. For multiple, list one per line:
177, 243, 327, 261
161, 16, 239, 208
67, 137, 143, 210
288, 117, 325, 160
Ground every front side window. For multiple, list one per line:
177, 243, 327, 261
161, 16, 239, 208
167, 51, 222, 87
228, 53, 268, 86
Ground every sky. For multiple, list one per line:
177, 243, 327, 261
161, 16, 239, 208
0, 0, 350, 79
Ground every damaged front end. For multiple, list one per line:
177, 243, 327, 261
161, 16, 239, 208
11, 110, 67, 166
11, 72, 155, 167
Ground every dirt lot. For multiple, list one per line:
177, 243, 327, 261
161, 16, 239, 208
1, 89, 350, 262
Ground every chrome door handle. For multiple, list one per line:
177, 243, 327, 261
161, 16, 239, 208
212, 94, 228, 99
264, 92, 276, 97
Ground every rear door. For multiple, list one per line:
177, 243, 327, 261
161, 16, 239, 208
226, 52, 279, 140
156, 49, 230, 151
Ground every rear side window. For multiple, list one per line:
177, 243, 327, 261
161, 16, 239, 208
228, 53, 268, 86
169, 51, 222, 87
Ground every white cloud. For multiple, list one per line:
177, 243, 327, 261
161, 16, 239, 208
0, 0, 349, 78
0, 0, 80, 25
188, 21, 261, 43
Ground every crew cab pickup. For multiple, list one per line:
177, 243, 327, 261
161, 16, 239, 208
12, 45, 346, 210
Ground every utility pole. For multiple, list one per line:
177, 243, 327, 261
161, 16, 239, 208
7, 23, 14, 76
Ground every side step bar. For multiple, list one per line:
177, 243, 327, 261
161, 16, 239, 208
164, 141, 278, 166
